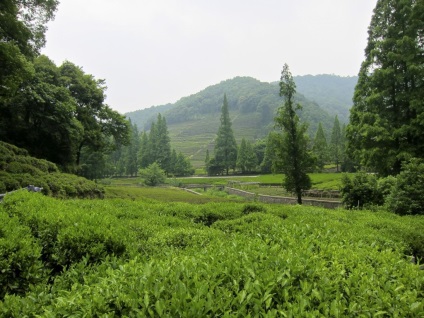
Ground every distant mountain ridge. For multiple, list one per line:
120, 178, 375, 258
126, 75, 357, 167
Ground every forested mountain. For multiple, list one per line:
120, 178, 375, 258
127, 77, 335, 132
126, 76, 353, 167
128, 75, 356, 131
294, 74, 358, 123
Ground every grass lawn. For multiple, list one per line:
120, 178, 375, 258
104, 186, 243, 203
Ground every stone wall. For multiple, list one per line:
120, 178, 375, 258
225, 187, 342, 209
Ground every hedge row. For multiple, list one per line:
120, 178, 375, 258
0, 192, 423, 316
0, 141, 104, 198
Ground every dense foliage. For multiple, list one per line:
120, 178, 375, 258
236, 138, 258, 173
347, 0, 424, 175
0, 191, 423, 316
340, 173, 383, 210
0, 0, 58, 98
386, 159, 424, 215
0, 55, 130, 172
0, 0, 132, 179
341, 162, 424, 216
330, 115, 343, 172
0, 141, 104, 198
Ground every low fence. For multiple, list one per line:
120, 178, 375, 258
180, 184, 342, 209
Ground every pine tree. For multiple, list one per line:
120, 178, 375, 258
155, 114, 172, 174
347, 0, 424, 175
214, 94, 238, 175
330, 115, 342, 172
274, 64, 312, 204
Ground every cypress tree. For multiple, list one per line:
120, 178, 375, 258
214, 94, 238, 175
274, 64, 312, 204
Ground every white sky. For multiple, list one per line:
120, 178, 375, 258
42, 0, 378, 114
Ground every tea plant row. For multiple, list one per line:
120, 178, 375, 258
0, 191, 423, 316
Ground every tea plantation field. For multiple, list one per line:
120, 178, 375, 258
0, 191, 423, 316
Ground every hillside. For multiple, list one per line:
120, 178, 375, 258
127, 76, 342, 167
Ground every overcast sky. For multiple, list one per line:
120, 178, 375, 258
41, 0, 378, 114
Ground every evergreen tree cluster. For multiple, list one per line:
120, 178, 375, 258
138, 114, 194, 177
106, 114, 194, 178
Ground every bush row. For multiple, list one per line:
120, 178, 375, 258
0, 192, 423, 316
0, 141, 104, 199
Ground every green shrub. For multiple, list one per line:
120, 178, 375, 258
2, 192, 125, 273
340, 172, 383, 209
242, 203, 267, 214
0, 141, 103, 199
149, 228, 220, 250
139, 162, 166, 186
0, 141, 28, 156
4, 162, 41, 175
385, 159, 424, 215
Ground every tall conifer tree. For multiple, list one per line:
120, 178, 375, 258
155, 114, 171, 173
347, 0, 424, 175
274, 64, 312, 204
330, 115, 342, 172
214, 94, 238, 175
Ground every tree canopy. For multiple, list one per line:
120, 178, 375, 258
0, 56, 130, 172
0, 0, 59, 97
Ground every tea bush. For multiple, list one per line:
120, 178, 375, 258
0, 191, 423, 316
0, 212, 44, 299
2, 192, 127, 274
0, 141, 104, 198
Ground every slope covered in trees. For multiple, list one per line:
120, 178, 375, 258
128, 75, 356, 131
